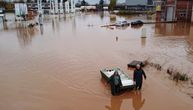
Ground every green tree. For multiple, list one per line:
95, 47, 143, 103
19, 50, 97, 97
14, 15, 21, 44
99, 0, 104, 10
99, 0, 104, 6
109, 0, 117, 11
81, 0, 89, 6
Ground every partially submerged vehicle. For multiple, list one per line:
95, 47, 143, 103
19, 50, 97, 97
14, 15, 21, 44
100, 68, 135, 90
115, 20, 130, 27
131, 20, 143, 26
128, 60, 145, 68
0, 7, 5, 14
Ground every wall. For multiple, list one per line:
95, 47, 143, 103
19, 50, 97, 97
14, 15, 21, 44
175, 0, 193, 21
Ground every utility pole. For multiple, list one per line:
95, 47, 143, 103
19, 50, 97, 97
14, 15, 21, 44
49, 0, 51, 15
54, 0, 59, 14
37, 0, 42, 14
59, 0, 64, 14
70, 0, 75, 13
50, 0, 54, 14
65, 0, 70, 13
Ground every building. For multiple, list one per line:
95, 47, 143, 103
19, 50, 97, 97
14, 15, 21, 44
175, 0, 192, 21
155, 0, 193, 22
122, 0, 154, 11
125, 0, 147, 6
26, 0, 75, 14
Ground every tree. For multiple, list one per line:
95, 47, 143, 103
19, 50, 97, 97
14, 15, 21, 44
99, 0, 104, 10
109, 0, 117, 11
81, 0, 89, 6
81, 0, 86, 6
99, 0, 104, 6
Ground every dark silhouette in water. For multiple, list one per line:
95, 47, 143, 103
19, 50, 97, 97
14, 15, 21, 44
116, 36, 118, 42
108, 71, 122, 95
105, 96, 122, 110
40, 25, 44, 35
105, 91, 145, 110
132, 91, 145, 110
133, 64, 146, 90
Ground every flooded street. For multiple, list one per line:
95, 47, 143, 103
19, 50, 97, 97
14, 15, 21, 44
0, 12, 193, 110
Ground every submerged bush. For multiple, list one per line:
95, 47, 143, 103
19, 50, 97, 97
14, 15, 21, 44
143, 60, 149, 67
144, 59, 189, 82
173, 72, 189, 82
145, 60, 162, 71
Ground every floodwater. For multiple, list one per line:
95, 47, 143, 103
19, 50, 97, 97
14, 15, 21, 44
0, 12, 193, 110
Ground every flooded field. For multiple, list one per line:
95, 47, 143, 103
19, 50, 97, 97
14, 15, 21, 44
0, 12, 193, 110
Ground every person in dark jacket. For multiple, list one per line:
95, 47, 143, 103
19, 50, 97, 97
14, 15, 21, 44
108, 71, 122, 95
133, 64, 146, 90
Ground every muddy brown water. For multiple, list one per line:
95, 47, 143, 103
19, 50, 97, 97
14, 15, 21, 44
0, 12, 193, 110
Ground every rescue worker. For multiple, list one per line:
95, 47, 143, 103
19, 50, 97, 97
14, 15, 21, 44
108, 71, 122, 95
133, 64, 146, 90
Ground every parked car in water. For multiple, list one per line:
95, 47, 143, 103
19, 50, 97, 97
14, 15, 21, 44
0, 7, 5, 14
115, 20, 129, 27
131, 20, 143, 26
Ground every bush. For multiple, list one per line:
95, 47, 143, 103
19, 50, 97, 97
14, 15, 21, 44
173, 72, 189, 82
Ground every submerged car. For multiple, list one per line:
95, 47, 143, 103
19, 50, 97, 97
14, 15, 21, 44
128, 60, 145, 68
100, 68, 135, 90
131, 20, 143, 26
115, 20, 129, 27
0, 7, 5, 14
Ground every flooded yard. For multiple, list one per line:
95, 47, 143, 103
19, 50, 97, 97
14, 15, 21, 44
0, 12, 193, 110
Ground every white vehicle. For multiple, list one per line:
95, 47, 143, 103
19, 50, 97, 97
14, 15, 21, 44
100, 68, 135, 90
0, 8, 5, 14
115, 20, 129, 27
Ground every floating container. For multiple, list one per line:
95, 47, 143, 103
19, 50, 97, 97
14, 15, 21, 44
100, 68, 135, 90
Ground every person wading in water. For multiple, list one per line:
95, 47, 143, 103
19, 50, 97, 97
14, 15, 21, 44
108, 71, 122, 95
133, 64, 146, 90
